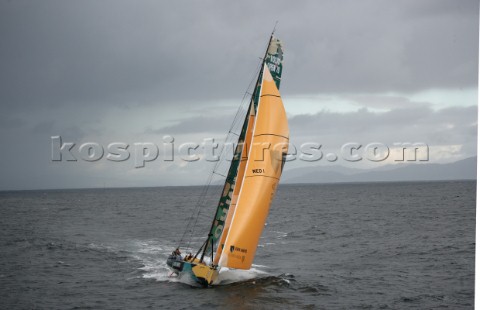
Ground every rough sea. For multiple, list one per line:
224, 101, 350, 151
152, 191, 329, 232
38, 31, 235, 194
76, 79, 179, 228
0, 181, 475, 309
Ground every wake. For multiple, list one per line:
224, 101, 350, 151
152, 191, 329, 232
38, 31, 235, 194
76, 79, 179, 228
128, 239, 273, 286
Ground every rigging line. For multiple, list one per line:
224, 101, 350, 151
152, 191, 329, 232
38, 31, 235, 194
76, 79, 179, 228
227, 60, 263, 134
182, 151, 234, 248
198, 213, 211, 219
220, 57, 262, 156
273, 21, 278, 35
185, 171, 215, 229
200, 65, 259, 179
187, 152, 226, 225
178, 114, 248, 248
227, 73, 256, 135
185, 83, 258, 235
188, 144, 240, 250
179, 171, 217, 247
212, 171, 227, 178
185, 144, 233, 246
180, 129, 239, 231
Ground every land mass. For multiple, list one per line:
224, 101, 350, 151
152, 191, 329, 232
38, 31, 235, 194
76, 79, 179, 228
282, 157, 476, 184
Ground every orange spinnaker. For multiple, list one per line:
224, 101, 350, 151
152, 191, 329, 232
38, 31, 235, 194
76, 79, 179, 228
218, 65, 289, 269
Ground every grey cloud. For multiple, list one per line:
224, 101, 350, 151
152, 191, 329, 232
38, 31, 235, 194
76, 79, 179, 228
31, 120, 55, 134
0, 0, 477, 113
0, 114, 24, 129
146, 111, 247, 136
344, 95, 430, 110
288, 105, 477, 151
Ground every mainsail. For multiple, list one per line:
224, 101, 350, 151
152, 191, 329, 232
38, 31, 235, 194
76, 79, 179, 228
195, 35, 287, 272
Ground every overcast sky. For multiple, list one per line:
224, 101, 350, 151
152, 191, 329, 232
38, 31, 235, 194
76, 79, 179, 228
0, 0, 477, 190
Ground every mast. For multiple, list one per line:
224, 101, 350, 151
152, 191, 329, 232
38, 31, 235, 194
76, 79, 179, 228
198, 31, 279, 263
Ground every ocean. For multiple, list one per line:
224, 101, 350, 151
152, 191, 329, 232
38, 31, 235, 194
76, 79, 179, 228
0, 181, 475, 309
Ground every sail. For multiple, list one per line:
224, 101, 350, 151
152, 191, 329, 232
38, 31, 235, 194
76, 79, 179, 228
218, 65, 289, 269
204, 36, 284, 263
265, 37, 283, 89
251, 37, 283, 114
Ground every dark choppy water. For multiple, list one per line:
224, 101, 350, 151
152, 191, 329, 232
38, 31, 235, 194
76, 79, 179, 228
0, 181, 475, 309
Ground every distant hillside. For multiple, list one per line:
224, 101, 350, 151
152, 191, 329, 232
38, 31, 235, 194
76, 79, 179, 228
282, 157, 477, 184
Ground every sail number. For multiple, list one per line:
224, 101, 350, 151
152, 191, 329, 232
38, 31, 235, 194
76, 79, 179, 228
252, 168, 265, 174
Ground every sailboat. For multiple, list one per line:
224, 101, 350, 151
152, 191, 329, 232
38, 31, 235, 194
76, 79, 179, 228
166, 32, 289, 286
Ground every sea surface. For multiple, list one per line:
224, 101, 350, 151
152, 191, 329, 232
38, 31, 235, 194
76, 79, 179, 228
0, 181, 475, 309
